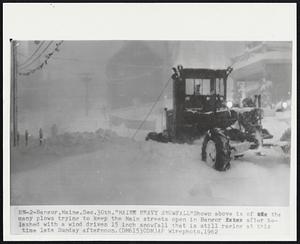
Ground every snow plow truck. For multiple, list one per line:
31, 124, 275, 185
146, 65, 273, 171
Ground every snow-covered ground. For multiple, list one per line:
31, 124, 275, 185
10, 111, 291, 206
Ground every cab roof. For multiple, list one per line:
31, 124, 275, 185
179, 68, 229, 79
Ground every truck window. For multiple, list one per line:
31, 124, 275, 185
185, 79, 194, 95
216, 78, 225, 96
186, 79, 211, 95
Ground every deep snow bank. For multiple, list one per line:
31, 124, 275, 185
263, 110, 291, 141
11, 123, 290, 206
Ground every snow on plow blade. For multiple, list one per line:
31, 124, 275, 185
230, 141, 252, 157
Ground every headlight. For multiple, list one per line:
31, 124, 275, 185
226, 101, 233, 109
282, 102, 288, 109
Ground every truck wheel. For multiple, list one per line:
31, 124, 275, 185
202, 133, 231, 171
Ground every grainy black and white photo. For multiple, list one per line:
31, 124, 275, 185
10, 40, 292, 206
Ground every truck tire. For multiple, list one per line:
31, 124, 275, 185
202, 131, 231, 171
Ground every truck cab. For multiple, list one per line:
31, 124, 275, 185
166, 65, 235, 140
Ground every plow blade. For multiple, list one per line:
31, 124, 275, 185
230, 141, 252, 157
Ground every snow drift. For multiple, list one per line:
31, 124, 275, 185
11, 111, 290, 206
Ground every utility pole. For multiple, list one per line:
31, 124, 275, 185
79, 73, 92, 117
11, 40, 18, 147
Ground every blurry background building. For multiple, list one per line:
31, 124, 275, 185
230, 41, 292, 106
105, 41, 180, 109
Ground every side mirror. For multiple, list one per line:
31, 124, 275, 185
171, 67, 178, 79
226, 66, 233, 75
177, 65, 183, 71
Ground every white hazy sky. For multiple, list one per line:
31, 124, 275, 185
15, 41, 246, 134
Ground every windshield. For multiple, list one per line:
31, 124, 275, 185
216, 78, 225, 96
185, 78, 225, 96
